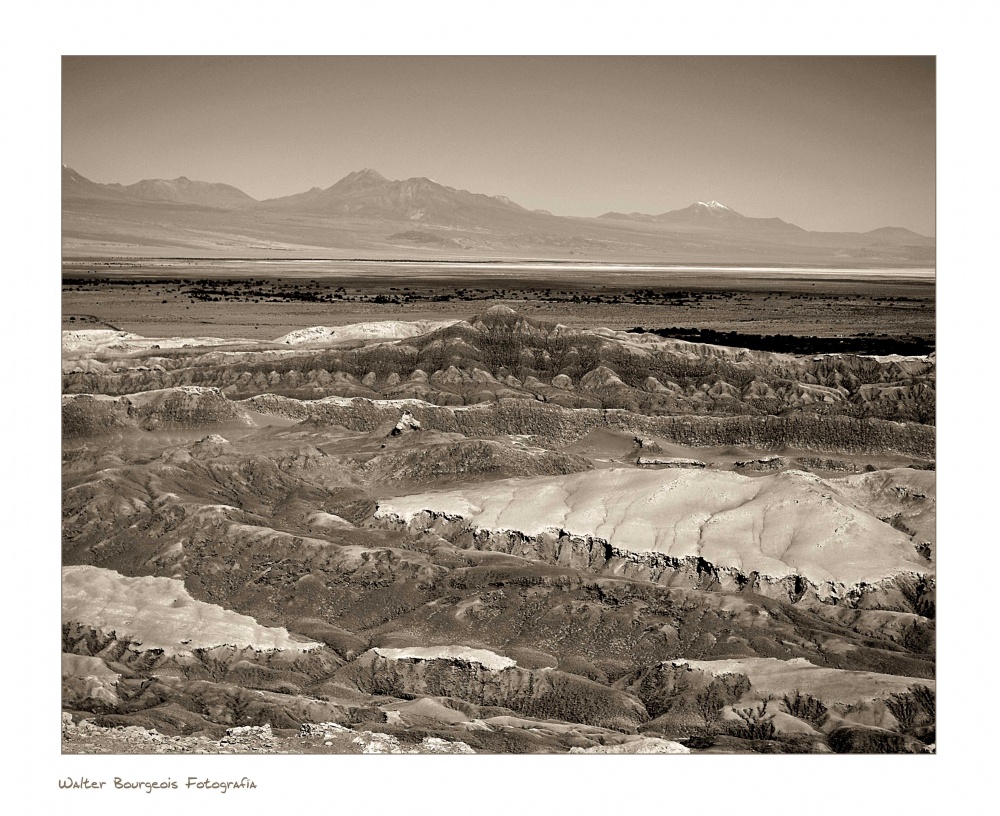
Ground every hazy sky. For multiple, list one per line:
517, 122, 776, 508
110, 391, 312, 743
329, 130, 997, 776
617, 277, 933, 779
62, 56, 935, 235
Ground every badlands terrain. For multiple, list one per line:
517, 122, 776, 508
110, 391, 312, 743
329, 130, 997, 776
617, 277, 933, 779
62, 295, 936, 754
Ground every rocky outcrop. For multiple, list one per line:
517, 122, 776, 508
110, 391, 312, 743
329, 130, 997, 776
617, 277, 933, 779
637, 456, 706, 468
63, 386, 251, 437
336, 648, 649, 731
62, 310, 935, 425
62, 566, 323, 653
240, 395, 934, 458
62, 394, 133, 436
828, 725, 924, 754
63, 672, 355, 734
62, 625, 341, 686
734, 456, 785, 472
61, 716, 477, 754
372, 511, 934, 613
615, 661, 751, 724
390, 410, 421, 435
569, 737, 689, 753
357, 439, 593, 483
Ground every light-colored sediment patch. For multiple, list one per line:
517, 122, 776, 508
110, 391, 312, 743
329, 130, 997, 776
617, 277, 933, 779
373, 645, 516, 671
569, 737, 690, 754
62, 329, 240, 354
375, 467, 930, 587
829, 467, 936, 549
62, 565, 321, 653
62, 654, 120, 679
307, 511, 355, 529
680, 657, 932, 705
275, 320, 459, 345
387, 698, 474, 725
313, 395, 437, 408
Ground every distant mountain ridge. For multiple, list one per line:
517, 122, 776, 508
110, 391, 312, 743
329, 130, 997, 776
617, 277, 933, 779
256, 167, 534, 229
599, 200, 806, 234
112, 176, 255, 208
61, 165, 935, 261
63, 165, 255, 209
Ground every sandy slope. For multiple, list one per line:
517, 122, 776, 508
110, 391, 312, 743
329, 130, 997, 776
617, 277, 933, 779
376, 467, 929, 586
274, 320, 459, 345
682, 657, 932, 704
61, 653, 120, 678
62, 565, 321, 653
62, 329, 241, 353
829, 468, 936, 550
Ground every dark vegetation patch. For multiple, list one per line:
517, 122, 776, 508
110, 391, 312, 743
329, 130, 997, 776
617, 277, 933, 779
628, 326, 934, 356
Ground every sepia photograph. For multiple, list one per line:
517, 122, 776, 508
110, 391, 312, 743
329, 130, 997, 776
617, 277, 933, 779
58, 54, 939, 759
0, 0, 993, 806
2, 0, 999, 807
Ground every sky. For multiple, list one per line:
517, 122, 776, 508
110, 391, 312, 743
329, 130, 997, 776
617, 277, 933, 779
62, 56, 935, 235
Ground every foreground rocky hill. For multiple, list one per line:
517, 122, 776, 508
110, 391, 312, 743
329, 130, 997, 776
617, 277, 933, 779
61, 310, 935, 753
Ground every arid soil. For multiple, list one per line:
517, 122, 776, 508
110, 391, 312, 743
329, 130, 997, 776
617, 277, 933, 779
62, 263, 934, 342
62, 280, 935, 754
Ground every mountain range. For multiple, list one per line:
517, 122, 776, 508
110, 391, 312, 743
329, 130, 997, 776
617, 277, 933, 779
62, 166, 934, 263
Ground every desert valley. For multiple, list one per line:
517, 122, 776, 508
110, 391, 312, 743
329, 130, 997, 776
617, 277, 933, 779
61, 166, 935, 755
57, 52, 938, 762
